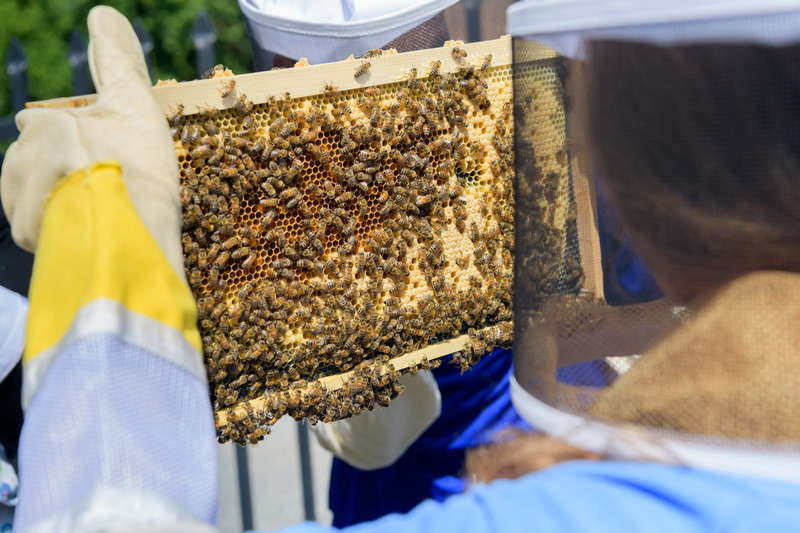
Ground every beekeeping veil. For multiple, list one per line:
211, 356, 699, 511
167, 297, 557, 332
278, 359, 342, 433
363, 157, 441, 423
508, 0, 800, 483
238, 0, 511, 68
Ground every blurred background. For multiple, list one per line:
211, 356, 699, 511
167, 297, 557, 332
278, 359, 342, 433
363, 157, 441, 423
0, 0, 252, 153
0, 0, 251, 113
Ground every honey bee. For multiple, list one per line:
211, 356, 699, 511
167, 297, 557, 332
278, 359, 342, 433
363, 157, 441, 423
219, 79, 236, 99
340, 140, 356, 158
357, 96, 376, 113
180, 124, 202, 145
206, 148, 225, 166
221, 236, 239, 250
262, 209, 278, 229
324, 259, 340, 276
276, 268, 294, 280
279, 122, 297, 138
451, 46, 467, 60
216, 165, 237, 179
389, 97, 404, 113
363, 48, 383, 59
285, 196, 303, 210
167, 104, 185, 130
359, 83, 381, 97
213, 251, 231, 268
202, 119, 220, 135
238, 281, 255, 299
260, 181, 277, 196
379, 200, 397, 217
337, 102, 352, 117
239, 114, 254, 136
271, 258, 292, 270
428, 59, 442, 78
322, 81, 339, 95
342, 220, 356, 237
228, 302, 246, 322
317, 147, 332, 164
231, 247, 251, 260
399, 168, 417, 180
353, 61, 372, 79
236, 228, 257, 242
332, 189, 353, 206
190, 145, 211, 160
188, 268, 203, 289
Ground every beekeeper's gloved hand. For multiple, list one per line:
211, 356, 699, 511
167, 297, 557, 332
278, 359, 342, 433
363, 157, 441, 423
312, 371, 441, 470
2, 8, 183, 277
1, 7, 216, 532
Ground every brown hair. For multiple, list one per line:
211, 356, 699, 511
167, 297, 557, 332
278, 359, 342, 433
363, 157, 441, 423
587, 41, 800, 304
465, 432, 600, 483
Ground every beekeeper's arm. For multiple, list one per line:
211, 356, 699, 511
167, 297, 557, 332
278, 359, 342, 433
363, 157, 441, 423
1, 7, 217, 532
311, 371, 441, 470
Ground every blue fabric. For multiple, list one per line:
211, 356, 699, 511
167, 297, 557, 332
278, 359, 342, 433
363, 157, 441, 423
329, 351, 611, 527
329, 348, 529, 526
294, 461, 800, 533
596, 186, 663, 305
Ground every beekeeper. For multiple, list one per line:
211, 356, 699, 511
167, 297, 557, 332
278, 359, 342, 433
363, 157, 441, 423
5, 2, 800, 532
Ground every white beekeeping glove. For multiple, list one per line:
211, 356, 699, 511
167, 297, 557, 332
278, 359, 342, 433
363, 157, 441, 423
312, 370, 441, 470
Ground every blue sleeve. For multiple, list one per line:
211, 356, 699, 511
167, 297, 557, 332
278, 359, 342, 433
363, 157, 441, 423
280, 461, 800, 533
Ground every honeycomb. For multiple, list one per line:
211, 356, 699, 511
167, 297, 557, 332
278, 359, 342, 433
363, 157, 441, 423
161, 38, 576, 445
512, 47, 583, 305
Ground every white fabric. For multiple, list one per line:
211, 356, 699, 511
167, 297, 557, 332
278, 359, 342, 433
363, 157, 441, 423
22, 298, 206, 411
311, 371, 441, 470
238, 0, 458, 63
14, 334, 217, 532
509, 375, 800, 485
0, 285, 26, 383
506, 0, 800, 58
27, 487, 218, 533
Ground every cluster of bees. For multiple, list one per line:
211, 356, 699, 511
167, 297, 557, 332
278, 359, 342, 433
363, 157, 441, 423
512, 52, 585, 313
167, 44, 575, 446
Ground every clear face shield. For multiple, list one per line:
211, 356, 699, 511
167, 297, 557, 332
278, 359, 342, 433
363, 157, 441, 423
508, 0, 800, 482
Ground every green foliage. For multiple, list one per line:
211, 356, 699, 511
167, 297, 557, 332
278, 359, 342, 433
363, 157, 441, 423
0, 0, 252, 119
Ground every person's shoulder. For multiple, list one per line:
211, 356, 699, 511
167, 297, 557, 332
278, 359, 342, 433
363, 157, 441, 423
503, 460, 800, 532
287, 460, 800, 533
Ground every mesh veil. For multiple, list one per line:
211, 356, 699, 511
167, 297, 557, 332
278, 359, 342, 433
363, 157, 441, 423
510, 0, 800, 482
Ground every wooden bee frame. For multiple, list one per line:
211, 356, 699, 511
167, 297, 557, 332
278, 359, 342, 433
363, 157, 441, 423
32, 37, 601, 445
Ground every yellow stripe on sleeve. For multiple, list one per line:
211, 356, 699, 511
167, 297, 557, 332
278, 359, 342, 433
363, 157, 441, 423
25, 162, 201, 362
